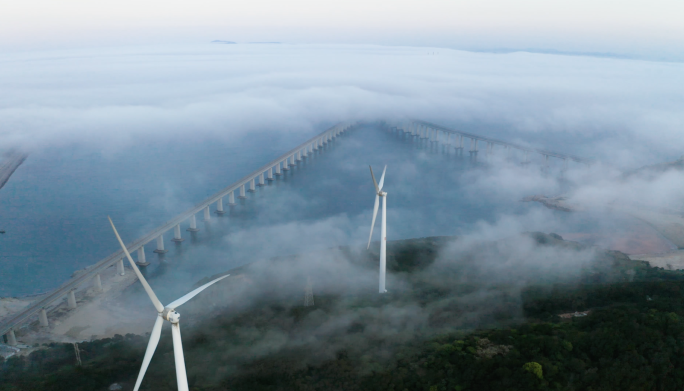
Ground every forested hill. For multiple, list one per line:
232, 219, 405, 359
3, 233, 684, 391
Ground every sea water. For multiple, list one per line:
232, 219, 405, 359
0, 124, 627, 300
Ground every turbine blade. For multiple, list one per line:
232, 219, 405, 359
369, 166, 379, 193
133, 315, 164, 391
108, 216, 164, 313
367, 195, 379, 249
165, 274, 230, 310
377, 165, 387, 191
171, 322, 190, 391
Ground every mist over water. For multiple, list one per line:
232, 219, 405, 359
0, 123, 638, 299
1, 44, 683, 300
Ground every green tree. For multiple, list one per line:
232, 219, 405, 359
523, 362, 543, 379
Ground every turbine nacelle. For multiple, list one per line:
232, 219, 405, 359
162, 309, 181, 324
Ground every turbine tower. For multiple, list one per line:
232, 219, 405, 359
367, 165, 388, 293
108, 217, 229, 391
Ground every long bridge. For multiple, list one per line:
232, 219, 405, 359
0, 122, 355, 345
387, 119, 592, 167
0, 119, 591, 346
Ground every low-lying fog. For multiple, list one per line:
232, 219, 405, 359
0, 43, 683, 301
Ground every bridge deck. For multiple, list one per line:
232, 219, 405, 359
0, 123, 351, 337
410, 120, 591, 163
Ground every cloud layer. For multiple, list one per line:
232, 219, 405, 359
1, 44, 683, 169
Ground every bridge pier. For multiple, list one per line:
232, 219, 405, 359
275, 162, 282, 176
137, 246, 150, 266
289, 154, 297, 167
469, 139, 479, 154
93, 274, 103, 292
6, 329, 17, 346
238, 184, 247, 198
522, 151, 530, 166
116, 258, 125, 275
173, 224, 184, 242
228, 191, 236, 205
154, 234, 167, 253
258, 173, 265, 186
216, 198, 226, 214
39, 308, 49, 327
267, 167, 274, 181
187, 214, 200, 232
282, 158, 290, 171
248, 178, 256, 192
204, 206, 211, 220
296, 151, 302, 162
67, 290, 77, 309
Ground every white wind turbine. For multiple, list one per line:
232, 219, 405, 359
108, 217, 229, 391
367, 165, 388, 293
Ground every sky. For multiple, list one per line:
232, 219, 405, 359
1, 0, 683, 60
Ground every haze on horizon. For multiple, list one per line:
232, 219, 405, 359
1, 0, 683, 61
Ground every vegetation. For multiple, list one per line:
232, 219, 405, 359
3, 233, 684, 390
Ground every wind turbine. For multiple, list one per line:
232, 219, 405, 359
108, 217, 229, 391
367, 165, 388, 293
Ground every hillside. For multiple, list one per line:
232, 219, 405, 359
2, 233, 682, 390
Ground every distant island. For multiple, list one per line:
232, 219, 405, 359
210, 41, 282, 45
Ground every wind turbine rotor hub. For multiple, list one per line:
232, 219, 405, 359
163, 308, 181, 324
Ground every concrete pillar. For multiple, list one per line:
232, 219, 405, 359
228, 191, 236, 205
446, 133, 451, 145
6, 329, 17, 346
216, 198, 225, 214
248, 178, 256, 192
173, 224, 183, 242
267, 167, 274, 181
238, 184, 247, 198
67, 290, 77, 309
289, 154, 297, 166
204, 206, 211, 220
93, 274, 103, 292
258, 173, 265, 186
458, 135, 464, 149
137, 246, 150, 266
154, 234, 167, 253
187, 214, 200, 232
39, 308, 49, 327
116, 258, 125, 275
275, 162, 282, 176
296, 151, 302, 161
282, 158, 290, 171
